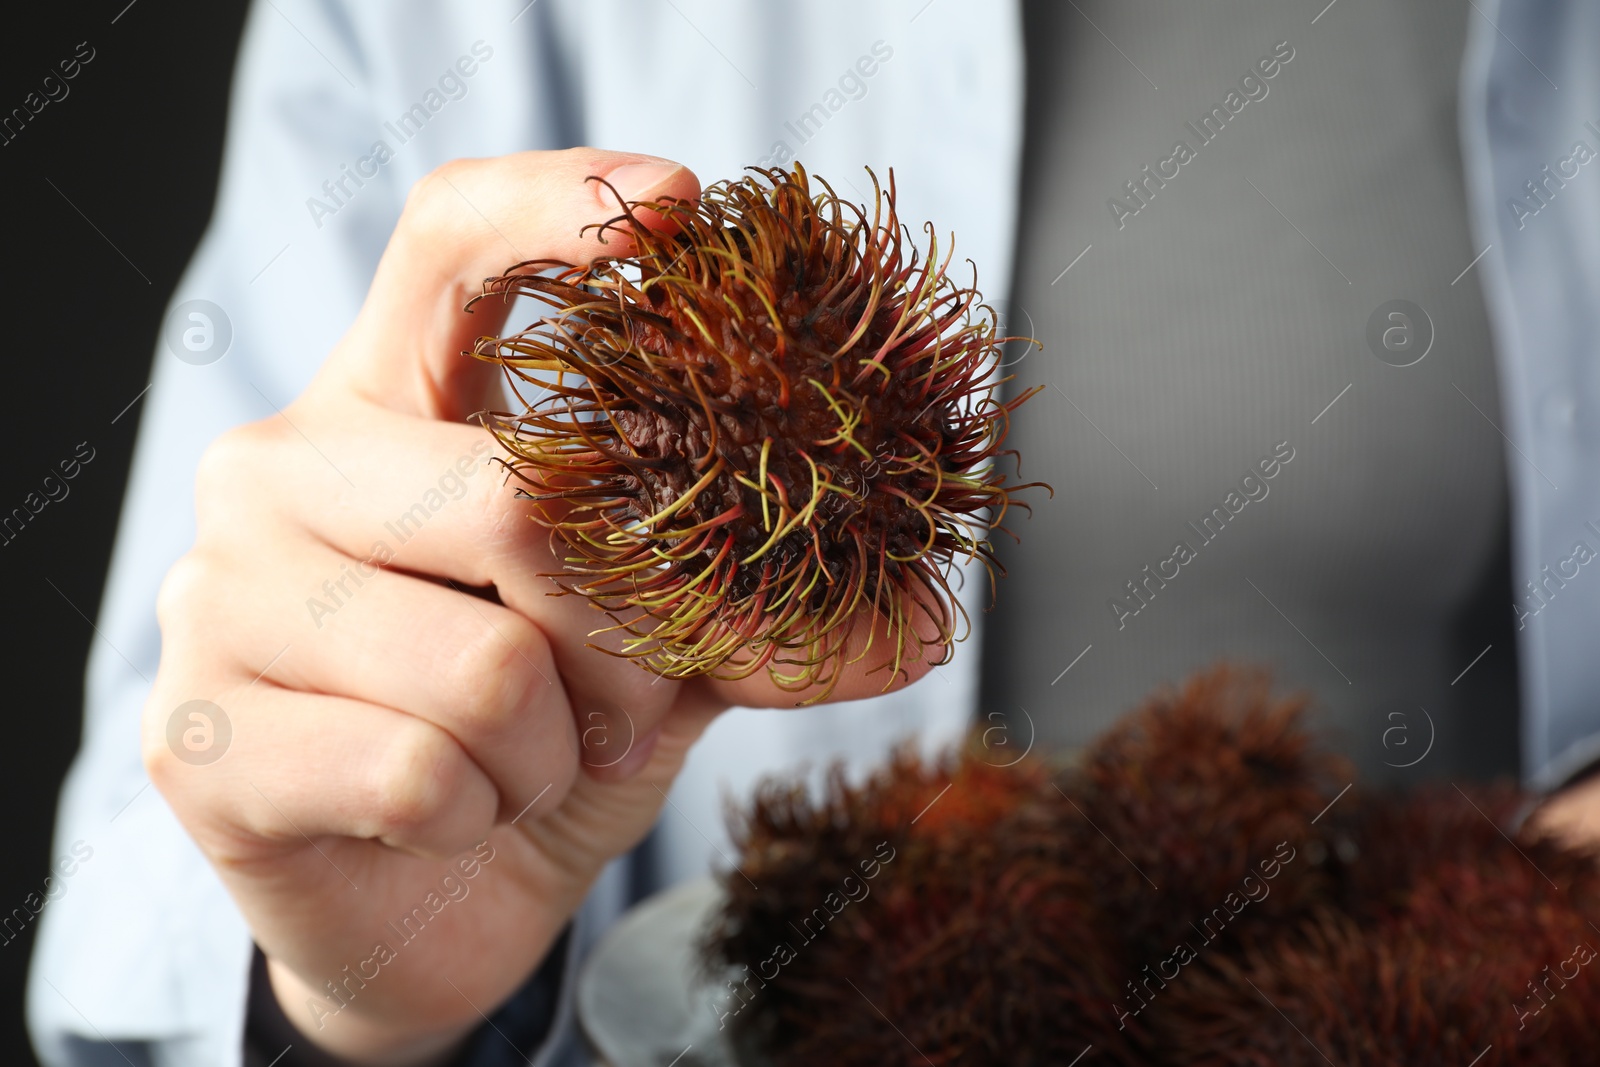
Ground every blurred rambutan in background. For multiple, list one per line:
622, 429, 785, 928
706, 666, 1600, 1066
708, 743, 1133, 1066
470, 164, 1044, 699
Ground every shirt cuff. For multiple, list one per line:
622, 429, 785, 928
243, 928, 573, 1067
1533, 732, 1600, 795
1550, 755, 1600, 792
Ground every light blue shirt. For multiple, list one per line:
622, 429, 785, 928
1460, 0, 1600, 789
28, 0, 1600, 1063
26, 3, 1018, 1064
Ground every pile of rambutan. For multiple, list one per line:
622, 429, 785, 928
705, 667, 1600, 1066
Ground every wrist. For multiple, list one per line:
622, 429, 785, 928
264, 956, 473, 1066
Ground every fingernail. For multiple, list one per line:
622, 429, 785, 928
599, 161, 684, 206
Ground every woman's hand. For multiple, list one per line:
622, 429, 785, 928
142, 148, 937, 1065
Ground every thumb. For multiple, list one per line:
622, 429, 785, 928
319, 148, 701, 420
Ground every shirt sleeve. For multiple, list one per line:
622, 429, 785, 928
1457, 0, 1600, 791
26, 2, 578, 1064
243, 930, 572, 1067
27, 2, 1025, 1062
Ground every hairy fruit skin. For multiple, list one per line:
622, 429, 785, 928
708, 667, 1600, 1066
472, 164, 1043, 699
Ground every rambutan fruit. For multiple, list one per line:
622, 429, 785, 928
1337, 781, 1600, 960
1066, 667, 1350, 961
1148, 910, 1499, 1066
1152, 897, 1600, 1066
471, 164, 1043, 699
704, 745, 1133, 1067
707, 668, 1600, 1065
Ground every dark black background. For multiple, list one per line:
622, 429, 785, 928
1, 2, 249, 1061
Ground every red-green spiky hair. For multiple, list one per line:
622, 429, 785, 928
470, 163, 1044, 700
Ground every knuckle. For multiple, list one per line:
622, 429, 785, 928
462, 457, 549, 563
154, 552, 211, 637
476, 487, 539, 559
441, 616, 547, 739
140, 721, 182, 790
139, 688, 209, 800
191, 436, 235, 514
192, 421, 275, 520
401, 159, 482, 242
372, 722, 464, 834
